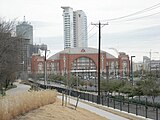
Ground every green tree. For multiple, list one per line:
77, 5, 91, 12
48, 73, 66, 84
100, 80, 126, 95
118, 83, 134, 97
133, 80, 145, 97
143, 79, 160, 104
79, 80, 85, 86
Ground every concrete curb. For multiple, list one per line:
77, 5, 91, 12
79, 98, 153, 120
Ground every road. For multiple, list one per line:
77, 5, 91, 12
6, 82, 31, 95
58, 95, 129, 120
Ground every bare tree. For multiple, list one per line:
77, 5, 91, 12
0, 18, 21, 90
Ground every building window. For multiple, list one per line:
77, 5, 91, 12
71, 57, 97, 80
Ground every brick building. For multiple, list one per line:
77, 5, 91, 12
31, 47, 130, 80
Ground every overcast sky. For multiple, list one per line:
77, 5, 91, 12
1, 0, 160, 62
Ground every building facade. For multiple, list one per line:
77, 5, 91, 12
32, 44, 48, 54
16, 38, 30, 80
16, 18, 33, 45
73, 10, 88, 47
16, 18, 34, 62
61, 7, 88, 49
31, 54, 54, 75
31, 47, 130, 80
61, 7, 74, 49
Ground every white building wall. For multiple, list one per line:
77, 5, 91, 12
74, 10, 88, 47
62, 7, 88, 49
61, 6, 74, 49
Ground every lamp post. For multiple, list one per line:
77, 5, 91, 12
44, 49, 47, 88
33, 58, 37, 81
19, 60, 24, 80
131, 56, 135, 85
43, 49, 50, 88
149, 50, 159, 78
106, 65, 109, 82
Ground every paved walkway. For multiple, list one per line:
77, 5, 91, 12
58, 95, 129, 120
6, 82, 31, 95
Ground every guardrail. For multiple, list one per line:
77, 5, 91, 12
29, 80, 159, 120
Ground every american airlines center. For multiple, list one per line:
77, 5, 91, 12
31, 47, 130, 80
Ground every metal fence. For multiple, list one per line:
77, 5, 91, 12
38, 83, 160, 120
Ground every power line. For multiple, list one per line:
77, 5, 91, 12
77, 23, 96, 46
102, 2, 160, 22
82, 25, 96, 40
125, 11, 160, 22
88, 25, 96, 34
88, 32, 97, 40
77, 23, 91, 40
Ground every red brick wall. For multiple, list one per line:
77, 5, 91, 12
31, 52, 130, 78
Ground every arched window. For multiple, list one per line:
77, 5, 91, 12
71, 57, 96, 70
71, 57, 97, 80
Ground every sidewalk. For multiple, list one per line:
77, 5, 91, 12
6, 82, 31, 95
58, 95, 129, 120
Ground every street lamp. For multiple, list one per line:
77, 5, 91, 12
131, 56, 135, 85
41, 49, 50, 88
19, 61, 24, 80
149, 50, 159, 77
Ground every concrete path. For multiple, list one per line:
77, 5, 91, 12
6, 82, 31, 95
58, 95, 129, 120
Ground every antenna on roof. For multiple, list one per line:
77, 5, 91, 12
23, 16, 26, 22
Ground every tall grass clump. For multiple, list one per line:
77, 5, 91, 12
0, 90, 57, 120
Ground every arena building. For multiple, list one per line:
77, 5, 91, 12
31, 47, 130, 80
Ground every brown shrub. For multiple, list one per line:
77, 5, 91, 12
0, 90, 57, 120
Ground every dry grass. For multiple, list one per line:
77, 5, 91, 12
0, 90, 57, 120
15, 98, 108, 120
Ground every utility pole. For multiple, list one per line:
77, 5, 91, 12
130, 56, 135, 85
149, 50, 151, 78
92, 21, 108, 104
43, 49, 50, 88
44, 49, 47, 88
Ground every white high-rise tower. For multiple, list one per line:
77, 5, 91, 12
73, 10, 88, 47
61, 7, 88, 49
61, 6, 74, 49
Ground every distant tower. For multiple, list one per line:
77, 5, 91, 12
16, 16, 33, 45
61, 7, 88, 49
61, 7, 74, 49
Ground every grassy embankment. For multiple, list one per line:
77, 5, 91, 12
0, 90, 57, 120
15, 98, 108, 120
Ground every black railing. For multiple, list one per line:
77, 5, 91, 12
37, 82, 159, 120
